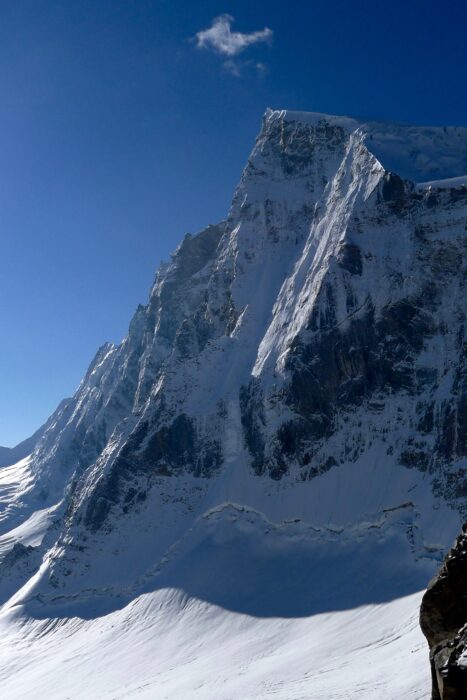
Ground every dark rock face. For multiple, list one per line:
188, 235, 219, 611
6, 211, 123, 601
82, 412, 223, 531
239, 178, 467, 496
420, 526, 467, 699
239, 382, 266, 476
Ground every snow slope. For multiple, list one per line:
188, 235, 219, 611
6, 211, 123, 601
0, 583, 429, 700
0, 500, 439, 699
0, 109, 466, 698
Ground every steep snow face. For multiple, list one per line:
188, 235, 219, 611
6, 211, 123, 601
0, 109, 466, 699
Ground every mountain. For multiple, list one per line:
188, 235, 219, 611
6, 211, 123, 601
0, 109, 466, 699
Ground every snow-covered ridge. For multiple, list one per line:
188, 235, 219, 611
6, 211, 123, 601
265, 107, 467, 182
417, 174, 467, 189
265, 107, 360, 130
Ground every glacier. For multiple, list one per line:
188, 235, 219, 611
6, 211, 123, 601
0, 108, 466, 699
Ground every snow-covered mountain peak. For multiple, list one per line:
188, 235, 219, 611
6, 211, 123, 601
0, 108, 465, 699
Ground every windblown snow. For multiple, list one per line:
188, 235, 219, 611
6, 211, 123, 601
0, 108, 466, 699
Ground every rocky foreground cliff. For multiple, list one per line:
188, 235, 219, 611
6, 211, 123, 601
0, 109, 466, 699
421, 526, 467, 699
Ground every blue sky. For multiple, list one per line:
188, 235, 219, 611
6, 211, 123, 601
1, 0, 467, 446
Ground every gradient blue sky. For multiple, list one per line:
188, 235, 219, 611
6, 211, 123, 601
2, 0, 467, 446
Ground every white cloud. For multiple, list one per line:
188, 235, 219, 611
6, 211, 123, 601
223, 59, 242, 77
196, 14, 273, 57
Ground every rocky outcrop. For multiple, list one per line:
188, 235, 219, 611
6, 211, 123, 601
420, 526, 467, 699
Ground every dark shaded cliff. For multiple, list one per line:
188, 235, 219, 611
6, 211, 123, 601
421, 526, 467, 699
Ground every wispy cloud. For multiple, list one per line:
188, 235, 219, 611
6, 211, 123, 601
222, 59, 269, 78
223, 59, 242, 77
196, 14, 273, 57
